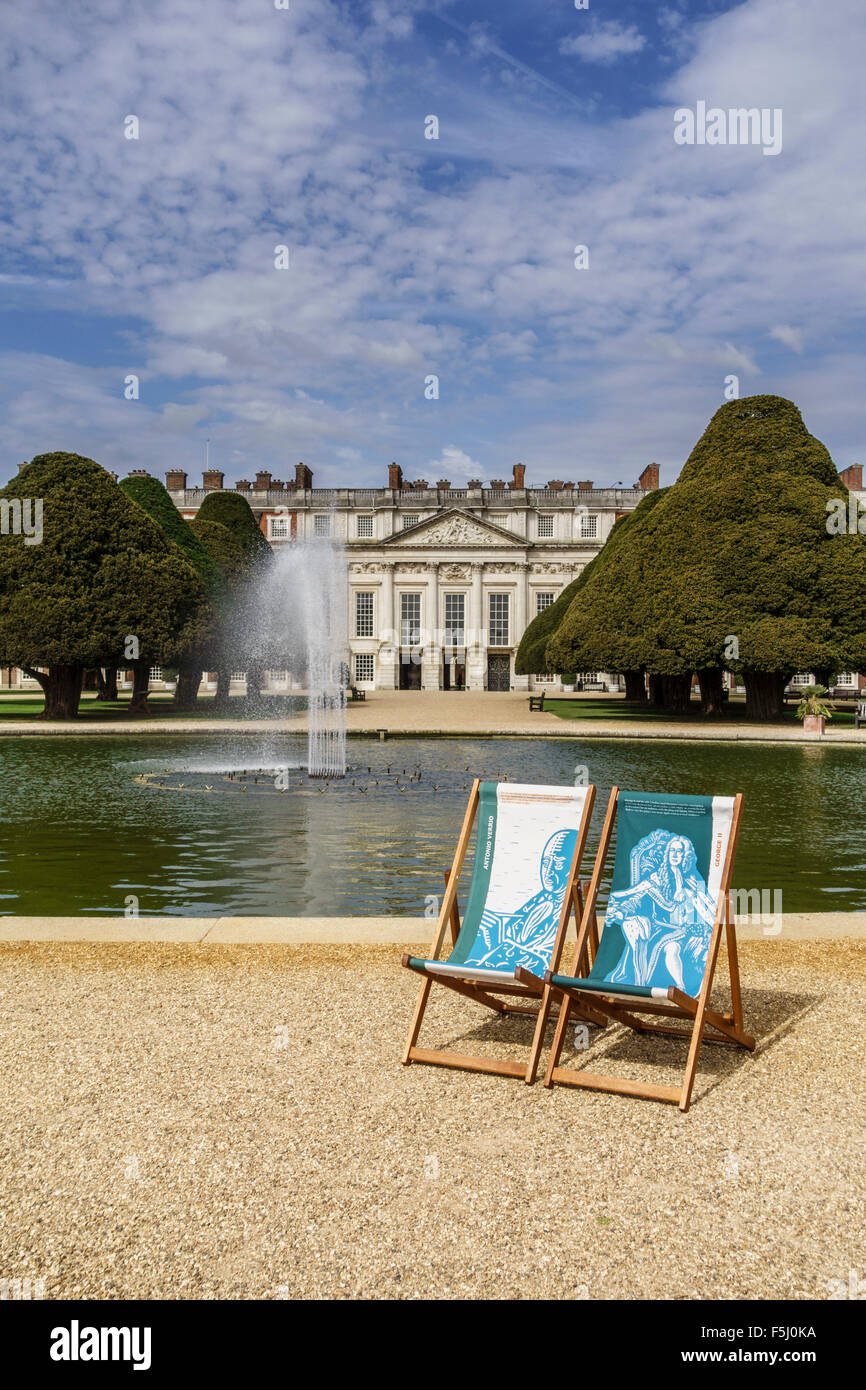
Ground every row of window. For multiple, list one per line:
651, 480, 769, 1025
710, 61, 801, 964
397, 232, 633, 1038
354, 590, 558, 641
268, 513, 599, 541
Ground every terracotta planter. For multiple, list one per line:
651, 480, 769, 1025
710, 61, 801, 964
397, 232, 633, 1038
803, 714, 825, 734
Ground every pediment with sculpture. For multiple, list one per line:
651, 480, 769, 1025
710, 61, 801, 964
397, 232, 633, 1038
385, 509, 519, 549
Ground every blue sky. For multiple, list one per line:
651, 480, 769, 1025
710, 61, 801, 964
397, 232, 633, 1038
0, 0, 864, 489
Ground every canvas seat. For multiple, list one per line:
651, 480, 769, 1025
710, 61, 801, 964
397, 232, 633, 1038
402, 777, 596, 1084
543, 787, 755, 1111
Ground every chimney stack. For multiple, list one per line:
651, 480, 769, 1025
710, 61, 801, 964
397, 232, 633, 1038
202, 469, 224, 491
388, 461, 403, 490
577, 479, 593, 491
838, 463, 863, 491
637, 463, 659, 491
295, 462, 313, 490
165, 469, 187, 491
255, 470, 272, 491
127, 469, 150, 478
510, 463, 525, 490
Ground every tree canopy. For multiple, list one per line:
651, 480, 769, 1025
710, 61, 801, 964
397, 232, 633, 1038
120, 474, 224, 598
517, 494, 667, 678
541, 396, 866, 718
0, 452, 207, 716
195, 491, 273, 571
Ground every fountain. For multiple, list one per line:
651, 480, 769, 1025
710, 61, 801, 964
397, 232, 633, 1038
256, 532, 348, 777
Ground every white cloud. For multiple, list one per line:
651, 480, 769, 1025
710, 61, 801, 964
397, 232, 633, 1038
715, 343, 761, 374
424, 446, 484, 483
770, 324, 805, 353
559, 21, 646, 65
0, 0, 864, 491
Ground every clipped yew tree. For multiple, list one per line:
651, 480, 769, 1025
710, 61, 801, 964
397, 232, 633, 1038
188, 517, 252, 703
545, 396, 866, 719
120, 474, 224, 711
193, 491, 274, 708
0, 452, 208, 718
538, 490, 673, 703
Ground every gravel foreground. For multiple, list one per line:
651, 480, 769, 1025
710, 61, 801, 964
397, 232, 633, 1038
0, 940, 862, 1301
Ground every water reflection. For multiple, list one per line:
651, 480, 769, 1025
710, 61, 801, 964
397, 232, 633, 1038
0, 735, 863, 915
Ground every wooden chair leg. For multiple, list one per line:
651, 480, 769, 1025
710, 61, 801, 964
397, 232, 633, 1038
725, 910, 745, 1034
402, 977, 432, 1065
544, 992, 572, 1086
525, 984, 555, 1085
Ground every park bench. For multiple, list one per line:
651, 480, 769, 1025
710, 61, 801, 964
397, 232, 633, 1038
578, 680, 606, 692
348, 686, 366, 702
855, 701, 866, 729
528, 692, 545, 712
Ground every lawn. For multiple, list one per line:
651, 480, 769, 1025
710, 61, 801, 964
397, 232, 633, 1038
0, 693, 308, 721
543, 695, 860, 726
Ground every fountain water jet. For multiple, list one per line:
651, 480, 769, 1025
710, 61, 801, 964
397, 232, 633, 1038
257, 532, 348, 777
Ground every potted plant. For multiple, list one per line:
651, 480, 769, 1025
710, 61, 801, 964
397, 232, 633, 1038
560, 671, 577, 693
796, 684, 834, 734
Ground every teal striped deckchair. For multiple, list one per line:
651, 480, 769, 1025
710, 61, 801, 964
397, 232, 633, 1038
544, 786, 754, 1111
402, 778, 596, 1084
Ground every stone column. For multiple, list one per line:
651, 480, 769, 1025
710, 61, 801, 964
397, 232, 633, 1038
468, 562, 486, 690
378, 562, 396, 689
422, 562, 440, 689
512, 563, 529, 691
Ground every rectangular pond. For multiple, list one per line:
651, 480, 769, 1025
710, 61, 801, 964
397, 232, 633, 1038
0, 735, 863, 915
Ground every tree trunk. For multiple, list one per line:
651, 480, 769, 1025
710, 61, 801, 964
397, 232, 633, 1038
623, 669, 646, 703
743, 669, 786, 721
128, 663, 151, 716
647, 673, 664, 707
813, 668, 833, 691
697, 667, 725, 717
173, 665, 202, 712
661, 673, 693, 713
213, 668, 232, 711
96, 667, 119, 701
245, 665, 264, 715
23, 665, 84, 719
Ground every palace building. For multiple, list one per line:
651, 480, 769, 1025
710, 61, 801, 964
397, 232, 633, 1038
164, 460, 661, 692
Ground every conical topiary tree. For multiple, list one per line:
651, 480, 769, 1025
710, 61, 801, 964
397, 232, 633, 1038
544, 396, 866, 719
517, 501, 666, 702
0, 453, 207, 718
120, 474, 225, 711
194, 491, 274, 709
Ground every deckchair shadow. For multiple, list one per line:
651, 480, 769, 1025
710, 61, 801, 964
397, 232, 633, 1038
541, 787, 754, 1111
402, 778, 596, 1084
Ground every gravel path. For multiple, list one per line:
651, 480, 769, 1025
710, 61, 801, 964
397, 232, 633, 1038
1, 940, 862, 1300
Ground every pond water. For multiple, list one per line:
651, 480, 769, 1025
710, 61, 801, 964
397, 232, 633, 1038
0, 735, 863, 915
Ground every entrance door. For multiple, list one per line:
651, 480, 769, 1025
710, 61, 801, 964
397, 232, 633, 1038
399, 654, 422, 690
487, 653, 511, 691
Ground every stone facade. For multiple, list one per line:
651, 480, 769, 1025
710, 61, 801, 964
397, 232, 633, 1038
167, 460, 660, 691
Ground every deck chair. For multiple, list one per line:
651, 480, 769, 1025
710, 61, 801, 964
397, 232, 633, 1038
544, 787, 754, 1111
402, 778, 596, 1084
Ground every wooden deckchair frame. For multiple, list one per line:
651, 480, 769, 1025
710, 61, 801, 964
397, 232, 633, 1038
402, 778, 597, 1084
543, 787, 754, 1111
